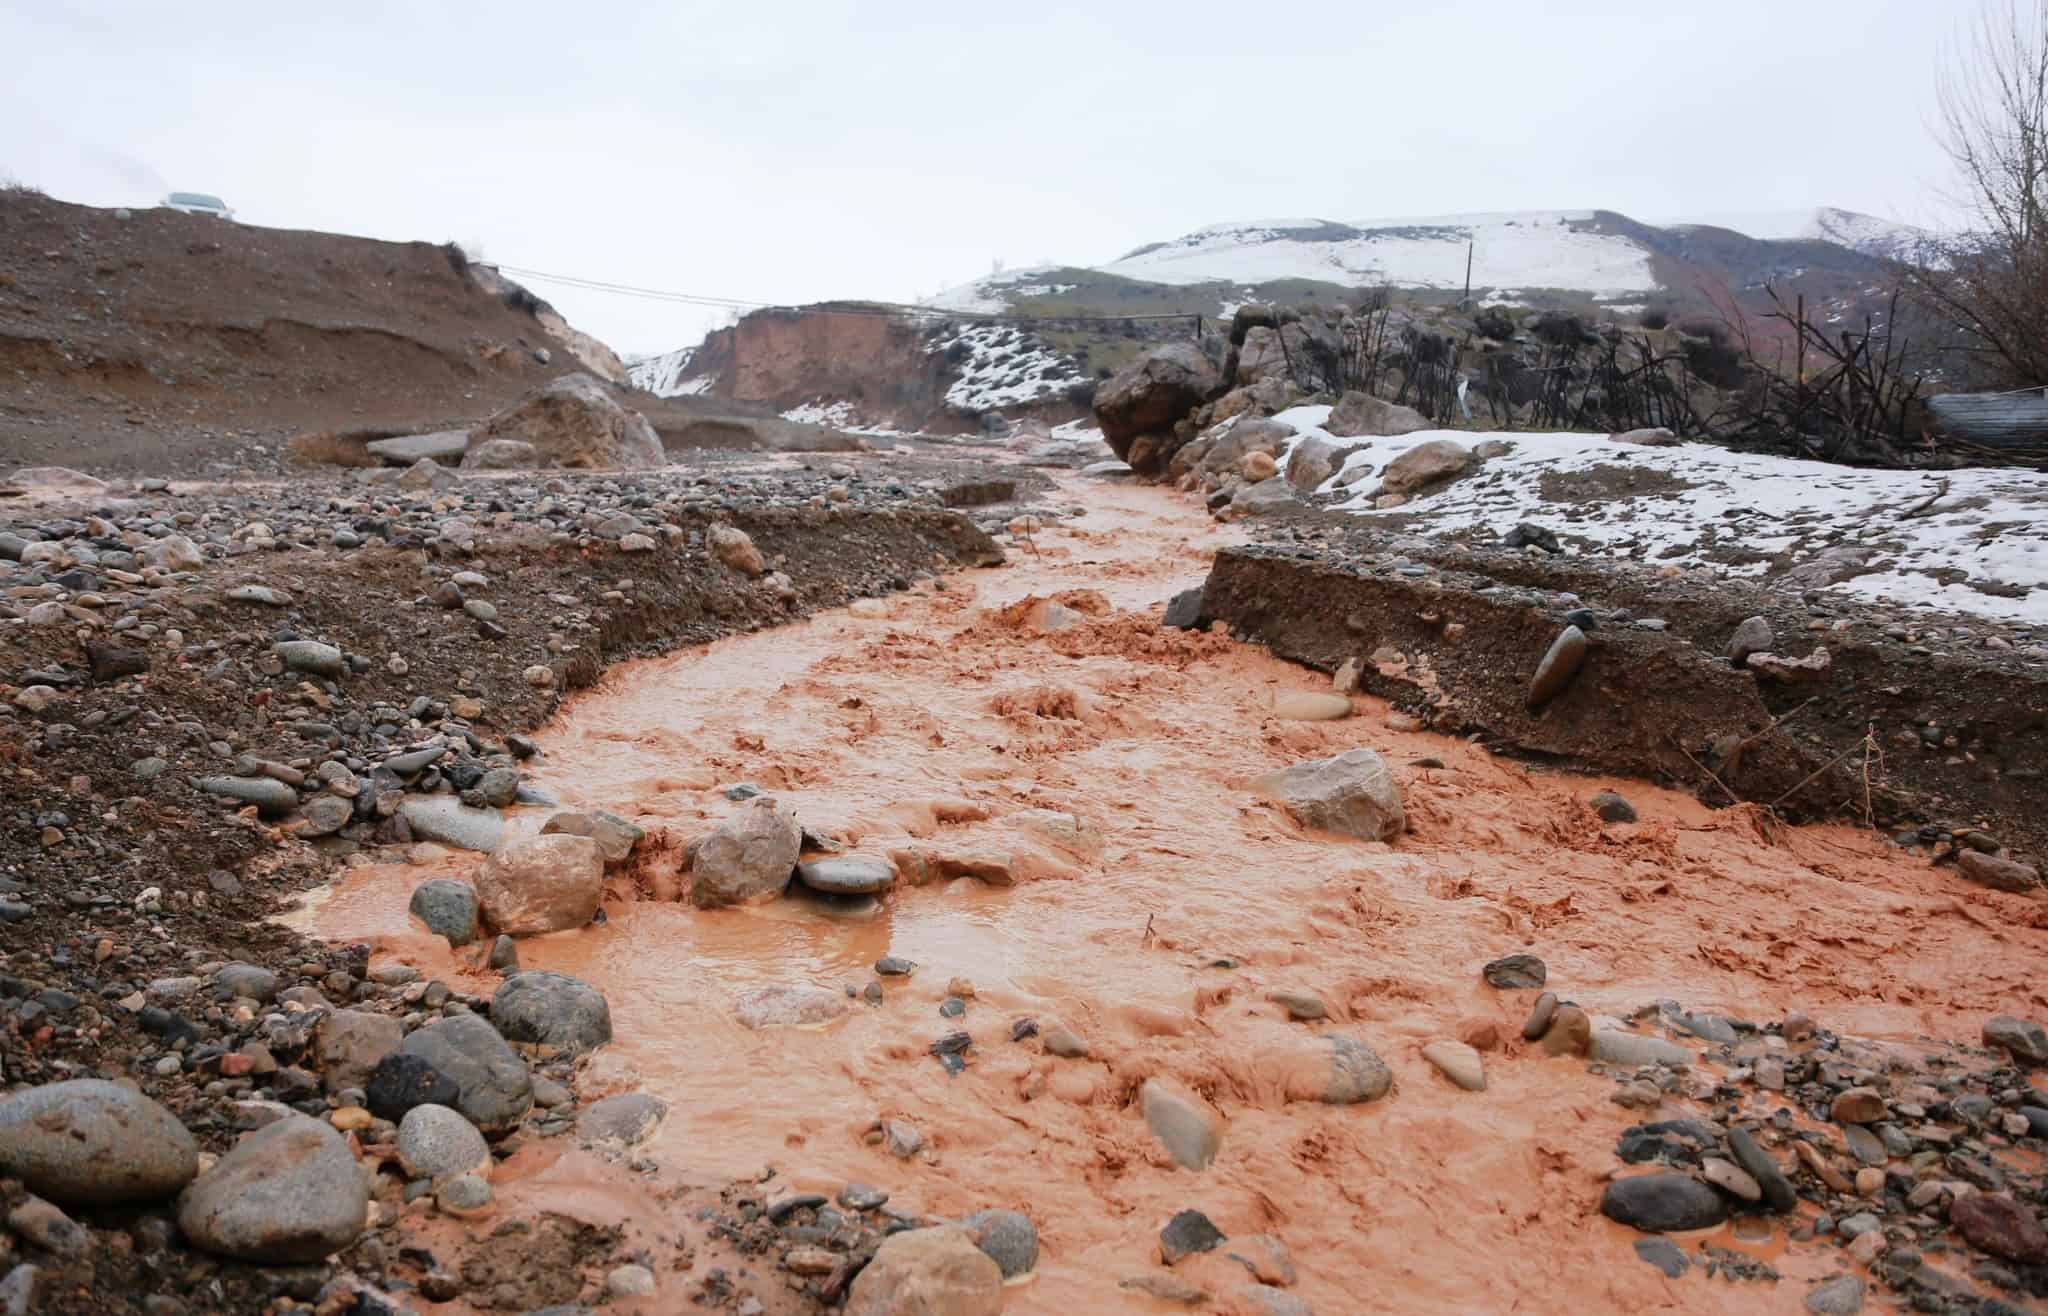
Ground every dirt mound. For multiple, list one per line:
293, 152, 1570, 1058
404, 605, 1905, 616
0, 193, 608, 475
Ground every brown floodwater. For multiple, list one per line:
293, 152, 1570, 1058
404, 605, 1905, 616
301, 472, 2048, 1313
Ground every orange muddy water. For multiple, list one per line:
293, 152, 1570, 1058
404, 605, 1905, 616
302, 472, 2048, 1314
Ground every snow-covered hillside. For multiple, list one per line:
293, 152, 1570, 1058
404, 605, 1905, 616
1100, 211, 1658, 297
626, 345, 713, 397
1671, 207, 1939, 263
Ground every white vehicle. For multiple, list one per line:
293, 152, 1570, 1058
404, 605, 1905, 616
161, 192, 233, 220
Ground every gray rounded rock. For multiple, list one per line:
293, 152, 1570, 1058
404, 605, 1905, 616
960, 1208, 1039, 1278
195, 776, 299, 815
577, 1092, 668, 1147
1321, 1035, 1393, 1104
274, 640, 345, 678
408, 879, 479, 946
491, 971, 612, 1057
215, 962, 279, 1003
176, 1115, 367, 1262
0, 1079, 199, 1206
397, 1013, 532, 1137
397, 1104, 490, 1181
795, 857, 895, 896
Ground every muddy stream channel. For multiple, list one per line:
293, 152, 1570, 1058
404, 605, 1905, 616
291, 475, 2038, 1313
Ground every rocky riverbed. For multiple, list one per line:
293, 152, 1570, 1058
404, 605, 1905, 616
3, 436, 2048, 1316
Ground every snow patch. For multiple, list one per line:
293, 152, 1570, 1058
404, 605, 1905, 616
934, 324, 1080, 412
1293, 426, 2048, 623
628, 346, 714, 397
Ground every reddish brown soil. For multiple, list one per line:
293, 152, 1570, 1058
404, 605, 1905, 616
0, 193, 583, 474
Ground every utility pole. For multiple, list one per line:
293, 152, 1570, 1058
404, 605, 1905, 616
1462, 237, 1474, 309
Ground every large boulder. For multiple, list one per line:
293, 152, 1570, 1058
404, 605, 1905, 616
1196, 418, 1295, 478
176, 1116, 367, 1263
0, 1080, 198, 1206
1325, 391, 1430, 438
476, 833, 605, 934
397, 1013, 533, 1136
470, 372, 664, 470
1231, 478, 1301, 517
846, 1225, 1004, 1316
1378, 438, 1473, 497
691, 797, 802, 908
1285, 435, 1357, 492
1092, 344, 1221, 474
491, 971, 612, 1057
1254, 748, 1405, 841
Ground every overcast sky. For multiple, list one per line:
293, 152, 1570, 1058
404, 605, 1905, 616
3, 0, 1973, 357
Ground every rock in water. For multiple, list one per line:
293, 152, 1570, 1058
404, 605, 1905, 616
1589, 790, 1637, 823
540, 810, 644, 864
1159, 1209, 1227, 1264
408, 878, 479, 945
396, 1103, 490, 1182
732, 984, 850, 1029
1272, 692, 1350, 721
1141, 1078, 1223, 1171
177, 1116, 367, 1262
959, 1209, 1038, 1278
845, 1225, 1004, 1316
397, 1014, 532, 1136
0, 1079, 198, 1205
1599, 1173, 1728, 1233
578, 1092, 668, 1147
1421, 1040, 1485, 1091
490, 971, 612, 1057
1527, 625, 1587, 709
1162, 587, 1204, 630
475, 834, 604, 934
1254, 749, 1404, 842
794, 857, 894, 896
1482, 953, 1546, 989
398, 797, 505, 852
691, 796, 802, 907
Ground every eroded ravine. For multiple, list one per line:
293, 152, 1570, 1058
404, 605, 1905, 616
303, 473, 2043, 1313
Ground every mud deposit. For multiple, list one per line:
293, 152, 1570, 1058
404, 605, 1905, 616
307, 476, 2048, 1313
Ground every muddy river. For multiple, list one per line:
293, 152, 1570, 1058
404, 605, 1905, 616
297, 474, 2036, 1313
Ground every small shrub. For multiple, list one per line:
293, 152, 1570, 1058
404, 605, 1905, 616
1473, 306, 1517, 340
1639, 307, 1671, 330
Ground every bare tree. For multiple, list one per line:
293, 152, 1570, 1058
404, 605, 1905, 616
1904, 1, 2048, 388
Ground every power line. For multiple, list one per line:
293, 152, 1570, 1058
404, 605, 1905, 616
489, 262, 1201, 325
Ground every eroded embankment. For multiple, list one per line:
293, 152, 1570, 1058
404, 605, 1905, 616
307, 474, 2048, 1315
1199, 540, 2048, 863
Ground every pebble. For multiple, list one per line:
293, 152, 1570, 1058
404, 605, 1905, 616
1588, 790, 1637, 823
606, 1264, 656, 1297
1589, 1030, 1692, 1068
1141, 1078, 1222, 1171
1421, 1040, 1485, 1091
1272, 691, 1350, 721
577, 1092, 668, 1147
408, 878, 479, 946
1521, 992, 1558, 1040
960, 1208, 1038, 1278
1527, 624, 1587, 708
1268, 991, 1327, 1021
5, 1197, 86, 1256
845, 1226, 1001, 1316
794, 856, 894, 896
1803, 1274, 1865, 1315
435, 1172, 492, 1217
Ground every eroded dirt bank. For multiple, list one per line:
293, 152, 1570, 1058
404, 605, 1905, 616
310, 473, 2048, 1314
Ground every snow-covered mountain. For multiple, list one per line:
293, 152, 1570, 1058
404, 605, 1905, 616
1667, 207, 1941, 264
626, 344, 713, 397
924, 206, 1940, 313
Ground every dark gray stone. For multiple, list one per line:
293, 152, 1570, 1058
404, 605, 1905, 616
1482, 953, 1546, 989
1726, 1127, 1797, 1213
408, 879, 479, 946
960, 1208, 1038, 1278
1599, 1173, 1728, 1233
1633, 1237, 1689, 1278
1159, 1209, 1226, 1264
1163, 588, 1204, 630
366, 1053, 461, 1124
397, 1013, 532, 1137
491, 971, 612, 1057
794, 857, 894, 896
